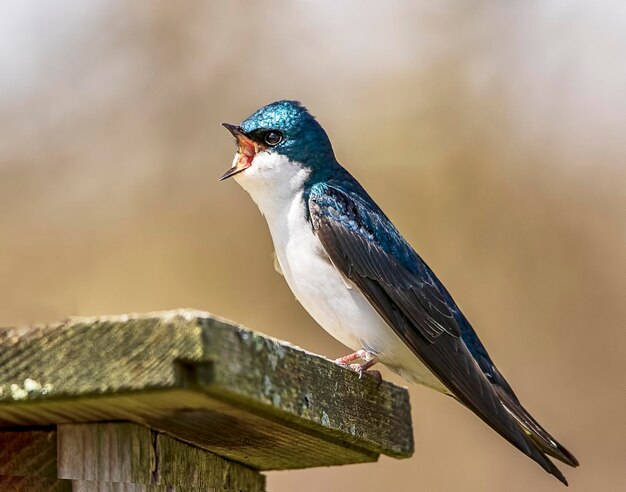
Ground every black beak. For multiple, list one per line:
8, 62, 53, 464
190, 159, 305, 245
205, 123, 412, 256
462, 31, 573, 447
222, 122, 244, 138
220, 123, 253, 181
219, 165, 243, 181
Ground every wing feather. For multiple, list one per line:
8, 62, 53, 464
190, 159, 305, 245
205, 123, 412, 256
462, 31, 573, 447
308, 183, 570, 484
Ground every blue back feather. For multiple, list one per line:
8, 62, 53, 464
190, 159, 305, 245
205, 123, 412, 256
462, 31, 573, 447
240, 100, 493, 369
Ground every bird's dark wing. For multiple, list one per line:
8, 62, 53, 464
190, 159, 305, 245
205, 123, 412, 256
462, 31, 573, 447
307, 182, 569, 484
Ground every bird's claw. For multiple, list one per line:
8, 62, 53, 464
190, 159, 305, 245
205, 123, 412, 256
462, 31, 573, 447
335, 350, 381, 381
347, 363, 383, 382
346, 363, 367, 377
347, 363, 365, 377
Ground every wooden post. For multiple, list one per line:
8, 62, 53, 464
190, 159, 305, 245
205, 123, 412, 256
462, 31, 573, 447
0, 310, 413, 491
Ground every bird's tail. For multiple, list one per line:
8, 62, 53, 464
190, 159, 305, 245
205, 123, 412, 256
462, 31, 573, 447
442, 351, 578, 485
465, 394, 574, 485
494, 386, 579, 468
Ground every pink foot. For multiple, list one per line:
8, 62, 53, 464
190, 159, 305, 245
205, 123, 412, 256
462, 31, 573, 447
336, 350, 381, 381
347, 358, 381, 381
335, 349, 368, 365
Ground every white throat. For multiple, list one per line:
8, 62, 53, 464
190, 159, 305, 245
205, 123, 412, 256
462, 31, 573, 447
234, 151, 310, 220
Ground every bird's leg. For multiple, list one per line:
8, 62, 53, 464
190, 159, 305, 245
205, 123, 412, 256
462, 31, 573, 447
335, 349, 368, 366
336, 350, 382, 381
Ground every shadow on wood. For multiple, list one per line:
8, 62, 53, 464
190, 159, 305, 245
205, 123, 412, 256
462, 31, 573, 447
0, 310, 413, 491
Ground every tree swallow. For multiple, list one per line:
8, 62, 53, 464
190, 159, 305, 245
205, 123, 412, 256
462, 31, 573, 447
220, 100, 578, 484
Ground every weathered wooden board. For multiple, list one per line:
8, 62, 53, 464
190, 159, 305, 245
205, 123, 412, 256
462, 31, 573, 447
57, 423, 154, 484
0, 428, 57, 478
57, 422, 265, 491
0, 476, 72, 492
0, 476, 222, 491
0, 310, 413, 470
1, 423, 265, 491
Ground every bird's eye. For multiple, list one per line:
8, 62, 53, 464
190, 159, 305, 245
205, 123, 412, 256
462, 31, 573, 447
264, 131, 283, 146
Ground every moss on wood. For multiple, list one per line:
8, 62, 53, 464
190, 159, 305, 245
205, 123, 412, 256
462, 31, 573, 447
0, 310, 413, 470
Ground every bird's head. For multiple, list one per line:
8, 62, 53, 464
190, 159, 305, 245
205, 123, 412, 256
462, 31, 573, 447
220, 101, 336, 190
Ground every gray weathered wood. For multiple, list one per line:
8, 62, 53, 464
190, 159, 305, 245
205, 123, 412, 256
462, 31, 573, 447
57, 422, 264, 491
0, 310, 413, 470
0, 476, 210, 491
0, 423, 264, 491
57, 423, 154, 484
69, 482, 167, 492
155, 426, 264, 491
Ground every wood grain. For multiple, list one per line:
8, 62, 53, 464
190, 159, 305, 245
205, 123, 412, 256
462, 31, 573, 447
0, 428, 57, 478
155, 428, 264, 491
57, 423, 154, 484
0, 310, 413, 470
0, 476, 206, 491
57, 422, 264, 491
0, 476, 71, 492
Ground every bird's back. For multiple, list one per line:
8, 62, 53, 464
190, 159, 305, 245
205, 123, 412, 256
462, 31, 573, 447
307, 167, 578, 484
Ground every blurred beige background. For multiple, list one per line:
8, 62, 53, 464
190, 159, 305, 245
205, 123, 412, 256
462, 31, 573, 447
1, 1, 625, 490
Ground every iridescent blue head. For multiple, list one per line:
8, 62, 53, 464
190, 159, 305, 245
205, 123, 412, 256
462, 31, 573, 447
220, 100, 336, 181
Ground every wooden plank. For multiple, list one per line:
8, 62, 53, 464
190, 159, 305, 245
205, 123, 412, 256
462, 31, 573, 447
156, 430, 264, 491
198, 315, 413, 458
69, 481, 173, 491
69, 482, 165, 492
57, 422, 265, 492
0, 476, 71, 492
0, 310, 413, 470
57, 423, 153, 484
0, 476, 203, 491
0, 428, 57, 478
0, 389, 378, 469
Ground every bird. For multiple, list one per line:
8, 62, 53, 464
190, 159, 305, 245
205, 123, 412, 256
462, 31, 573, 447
219, 100, 578, 485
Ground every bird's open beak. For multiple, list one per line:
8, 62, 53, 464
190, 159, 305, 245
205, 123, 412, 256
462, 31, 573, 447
220, 123, 261, 181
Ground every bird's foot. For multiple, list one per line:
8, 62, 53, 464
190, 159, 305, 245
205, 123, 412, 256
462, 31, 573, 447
346, 358, 381, 381
335, 349, 368, 365
348, 364, 383, 382
336, 350, 381, 381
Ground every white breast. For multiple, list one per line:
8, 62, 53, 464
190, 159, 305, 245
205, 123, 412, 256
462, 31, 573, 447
266, 187, 388, 353
233, 151, 448, 392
